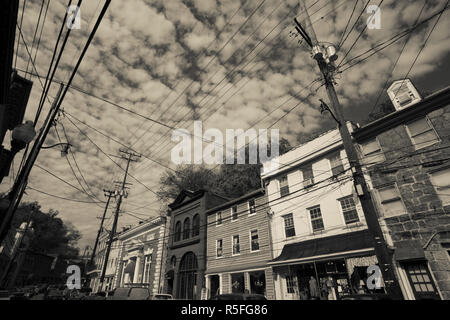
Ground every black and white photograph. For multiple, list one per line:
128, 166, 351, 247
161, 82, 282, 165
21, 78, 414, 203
0, 0, 449, 312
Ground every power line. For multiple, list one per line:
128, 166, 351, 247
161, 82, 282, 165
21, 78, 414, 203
391, 0, 449, 101
27, 186, 104, 204
337, 0, 384, 68
367, 0, 429, 116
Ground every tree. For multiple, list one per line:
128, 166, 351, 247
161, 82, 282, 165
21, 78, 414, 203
365, 99, 396, 123
157, 137, 293, 203
10, 202, 81, 259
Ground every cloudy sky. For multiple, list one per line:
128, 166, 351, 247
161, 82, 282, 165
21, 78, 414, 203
2, 0, 450, 251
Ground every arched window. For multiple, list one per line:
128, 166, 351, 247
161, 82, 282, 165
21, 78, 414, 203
174, 221, 181, 242
183, 218, 190, 240
192, 214, 200, 237
178, 252, 198, 300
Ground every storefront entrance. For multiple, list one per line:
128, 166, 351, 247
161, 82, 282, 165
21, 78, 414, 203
210, 275, 220, 298
177, 252, 198, 300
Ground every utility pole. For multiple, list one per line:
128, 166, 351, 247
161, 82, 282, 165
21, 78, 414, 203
99, 149, 140, 285
0, 204, 35, 288
89, 189, 114, 267
295, 0, 403, 299
0, 84, 64, 244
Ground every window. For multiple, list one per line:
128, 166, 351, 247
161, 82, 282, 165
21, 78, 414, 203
309, 206, 324, 232
283, 213, 296, 238
429, 168, 450, 205
216, 212, 222, 225
231, 206, 238, 221
174, 221, 181, 242
339, 196, 360, 224
403, 261, 440, 300
216, 239, 223, 258
302, 166, 314, 188
232, 235, 240, 255
250, 230, 259, 251
183, 218, 190, 240
279, 175, 289, 197
143, 254, 152, 283
330, 152, 345, 176
285, 275, 296, 294
406, 117, 439, 150
170, 256, 177, 268
248, 199, 256, 215
377, 185, 406, 217
360, 138, 385, 165
192, 214, 200, 237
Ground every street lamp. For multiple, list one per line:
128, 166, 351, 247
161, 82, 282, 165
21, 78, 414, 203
0, 121, 36, 183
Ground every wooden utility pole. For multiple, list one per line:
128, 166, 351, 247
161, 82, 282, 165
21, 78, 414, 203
89, 189, 114, 267
0, 84, 64, 244
99, 150, 140, 284
295, 0, 403, 299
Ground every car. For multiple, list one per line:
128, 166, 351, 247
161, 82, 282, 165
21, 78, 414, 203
340, 293, 393, 300
210, 293, 267, 300
46, 288, 65, 300
0, 290, 11, 301
106, 286, 152, 300
151, 293, 173, 300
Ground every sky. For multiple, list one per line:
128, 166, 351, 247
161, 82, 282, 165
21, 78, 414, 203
2, 0, 450, 251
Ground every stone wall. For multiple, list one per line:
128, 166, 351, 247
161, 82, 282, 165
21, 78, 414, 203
366, 104, 450, 299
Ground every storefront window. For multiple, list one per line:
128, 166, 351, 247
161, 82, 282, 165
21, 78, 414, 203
249, 271, 266, 295
231, 273, 245, 293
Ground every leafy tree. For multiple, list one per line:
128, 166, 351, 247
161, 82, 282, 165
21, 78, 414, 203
157, 137, 293, 203
10, 201, 81, 259
365, 98, 396, 124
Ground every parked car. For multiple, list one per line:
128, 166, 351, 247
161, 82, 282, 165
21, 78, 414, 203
46, 288, 65, 300
340, 293, 392, 300
82, 292, 106, 300
0, 290, 11, 301
151, 293, 173, 300
210, 293, 267, 300
106, 286, 152, 300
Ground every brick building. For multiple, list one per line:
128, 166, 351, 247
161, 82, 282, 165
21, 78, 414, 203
163, 190, 228, 300
353, 80, 450, 300
205, 188, 275, 299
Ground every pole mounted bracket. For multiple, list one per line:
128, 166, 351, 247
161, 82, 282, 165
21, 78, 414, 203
319, 99, 341, 126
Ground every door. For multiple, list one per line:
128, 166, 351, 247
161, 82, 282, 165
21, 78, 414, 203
403, 261, 440, 300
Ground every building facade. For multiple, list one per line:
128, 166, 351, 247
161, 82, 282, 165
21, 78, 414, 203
114, 216, 169, 296
205, 188, 275, 299
261, 126, 381, 300
163, 190, 228, 300
89, 230, 120, 293
353, 81, 450, 300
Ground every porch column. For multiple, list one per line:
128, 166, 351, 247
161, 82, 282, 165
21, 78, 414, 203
205, 275, 210, 299
218, 274, 223, 294
133, 256, 142, 283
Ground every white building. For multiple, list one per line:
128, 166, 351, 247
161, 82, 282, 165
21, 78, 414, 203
114, 216, 169, 295
261, 124, 381, 300
88, 230, 120, 293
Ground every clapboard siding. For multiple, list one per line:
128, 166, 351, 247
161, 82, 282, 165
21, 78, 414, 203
206, 192, 272, 273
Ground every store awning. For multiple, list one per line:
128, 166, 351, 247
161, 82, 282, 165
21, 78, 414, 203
124, 260, 136, 274
269, 229, 374, 266
394, 240, 426, 262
